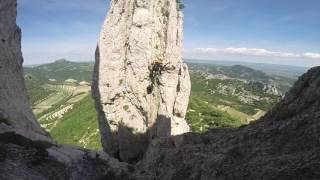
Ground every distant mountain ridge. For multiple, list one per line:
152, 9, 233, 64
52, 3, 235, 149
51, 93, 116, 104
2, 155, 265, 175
24, 59, 94, 83
188, 62, 296, 96
25, 58, 308, 78
185, 59, 309, 78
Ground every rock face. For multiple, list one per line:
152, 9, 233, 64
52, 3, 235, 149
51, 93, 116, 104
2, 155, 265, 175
93, 0, 191, 162
0, 0, 51, 142
0, 1, 134, 179
137, 66, 320, 179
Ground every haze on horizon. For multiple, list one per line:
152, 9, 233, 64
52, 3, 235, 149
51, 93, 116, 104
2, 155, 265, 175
18, 0, 320, 67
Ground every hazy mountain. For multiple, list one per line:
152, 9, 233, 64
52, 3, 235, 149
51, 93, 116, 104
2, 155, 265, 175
24, 59, 94, 83
188, 62, 297, 96
186, 59, 309, 78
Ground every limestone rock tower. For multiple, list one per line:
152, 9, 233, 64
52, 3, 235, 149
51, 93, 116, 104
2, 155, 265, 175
93, 0, 191, 162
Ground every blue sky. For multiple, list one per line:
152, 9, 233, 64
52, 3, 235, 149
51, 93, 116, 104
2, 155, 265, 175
18, 0, 320, 67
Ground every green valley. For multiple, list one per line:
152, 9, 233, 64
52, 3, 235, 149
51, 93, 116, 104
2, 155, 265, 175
24, 59, 298, 149
24, 60, 100, 149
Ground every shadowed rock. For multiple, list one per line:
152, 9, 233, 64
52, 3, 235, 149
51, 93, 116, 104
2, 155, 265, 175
137, 66, 320, 179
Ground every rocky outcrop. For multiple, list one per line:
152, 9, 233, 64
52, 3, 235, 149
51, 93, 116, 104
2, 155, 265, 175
262, 66, 320, 122
0, 1, 135, 179
137, 66, 320, 179
93, 0, 191, 162
0, 0, 51, 142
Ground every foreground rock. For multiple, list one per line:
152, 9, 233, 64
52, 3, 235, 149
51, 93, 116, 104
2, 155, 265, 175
93, 0, 191, 162
137, 66, 320, 179
0, 132, 134, 180
0, 0, 50, 142
0, 1, 134, 179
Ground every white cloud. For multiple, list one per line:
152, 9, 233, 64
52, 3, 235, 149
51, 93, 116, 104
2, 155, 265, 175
191, 47, 300, 58
189, 47, 320, 60
303, 52, 320, 59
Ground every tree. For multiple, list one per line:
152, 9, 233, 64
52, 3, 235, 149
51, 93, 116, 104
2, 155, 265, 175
176, 0, 185, 10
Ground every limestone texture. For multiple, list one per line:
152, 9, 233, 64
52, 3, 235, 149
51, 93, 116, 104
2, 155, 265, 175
93, 0, 191, 162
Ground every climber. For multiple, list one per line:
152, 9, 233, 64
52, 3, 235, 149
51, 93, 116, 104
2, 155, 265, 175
152, 59, 164, 65
147, 59, 170, 94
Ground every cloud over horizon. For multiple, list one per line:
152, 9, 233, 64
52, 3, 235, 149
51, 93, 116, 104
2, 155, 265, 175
186, 47, 320, 58
303, 52, 320, 59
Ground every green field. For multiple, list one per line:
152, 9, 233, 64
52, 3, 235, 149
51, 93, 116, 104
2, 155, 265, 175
186, 98, 242, 133
50, 95, 102, 150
